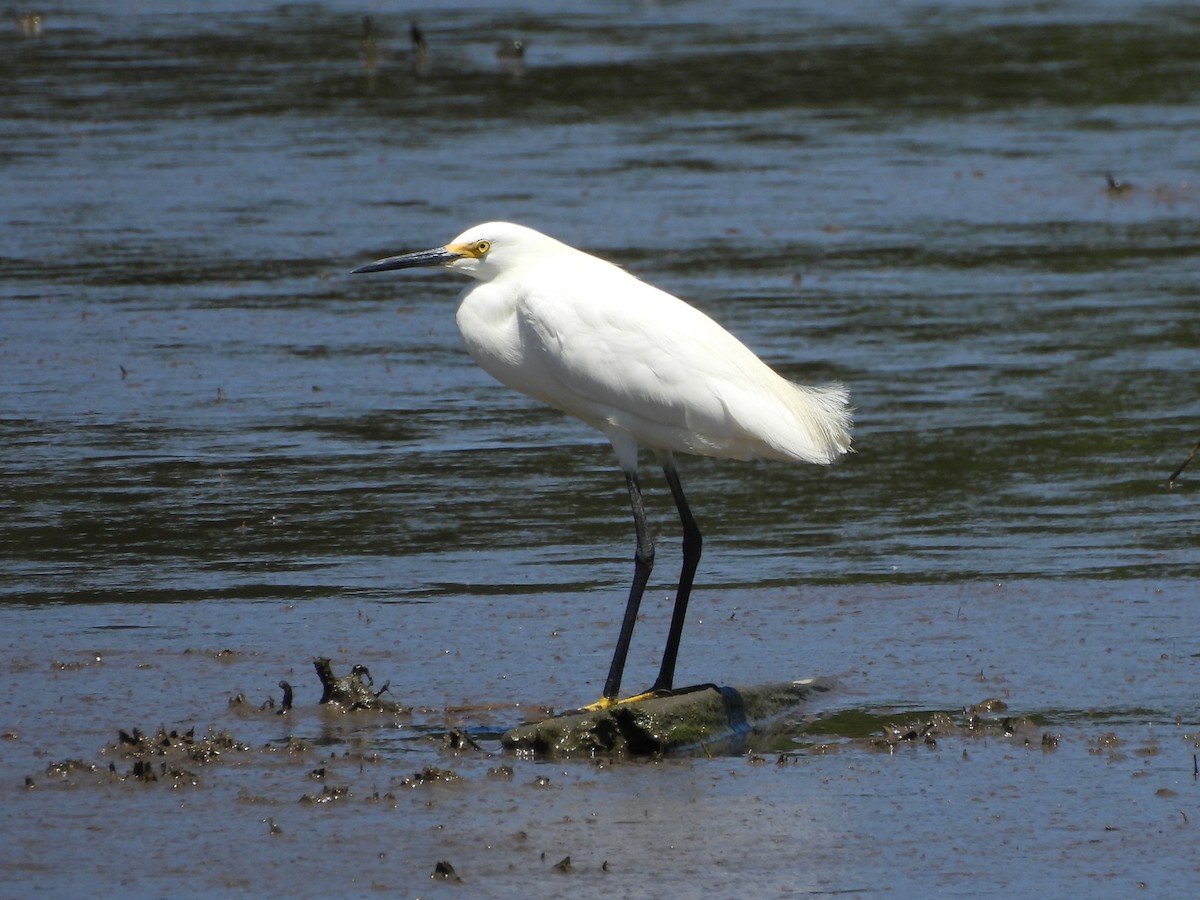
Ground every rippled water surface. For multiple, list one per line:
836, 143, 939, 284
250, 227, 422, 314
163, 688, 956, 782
3, 1, 1199, 896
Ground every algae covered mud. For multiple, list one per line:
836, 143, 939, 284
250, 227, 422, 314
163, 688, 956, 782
3, 0, 1199, 895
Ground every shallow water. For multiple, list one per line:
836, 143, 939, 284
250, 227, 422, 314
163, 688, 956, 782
2, 0, 1199, 896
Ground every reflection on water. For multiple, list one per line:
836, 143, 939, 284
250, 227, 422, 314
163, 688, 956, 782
2, 1, 1197, 608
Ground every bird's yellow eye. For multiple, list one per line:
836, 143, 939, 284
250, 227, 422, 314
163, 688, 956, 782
473, 239, 491, 255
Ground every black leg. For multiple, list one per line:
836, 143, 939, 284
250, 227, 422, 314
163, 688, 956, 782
651, 457, 702, 694
602, 470, 655, 702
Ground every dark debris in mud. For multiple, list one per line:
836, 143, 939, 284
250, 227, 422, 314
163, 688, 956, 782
442, 728, 482, 753
432, 860, 463, 883
399, 765, 461, 788
23, 657, 431, 792
314, 657, 412, 714
114, 726, 250, 784
300, 784, 351, 804
552, 855, 574, 873
29, 725, 255, 790
785, 697, 1065, 757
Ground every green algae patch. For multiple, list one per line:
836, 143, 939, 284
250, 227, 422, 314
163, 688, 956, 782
501, 678, 835, 758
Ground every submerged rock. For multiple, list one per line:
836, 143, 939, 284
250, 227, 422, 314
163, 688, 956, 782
502, 678, 835, 758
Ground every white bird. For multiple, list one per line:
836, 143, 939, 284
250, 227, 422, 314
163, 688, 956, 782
353, 222, 852, 707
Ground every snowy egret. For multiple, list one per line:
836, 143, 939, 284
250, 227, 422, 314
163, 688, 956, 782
353, 223, 852, 706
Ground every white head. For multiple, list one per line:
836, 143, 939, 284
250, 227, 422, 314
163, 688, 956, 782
352, 222, 568, 282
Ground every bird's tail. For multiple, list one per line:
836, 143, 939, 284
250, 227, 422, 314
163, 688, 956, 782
789, 381, 853, 464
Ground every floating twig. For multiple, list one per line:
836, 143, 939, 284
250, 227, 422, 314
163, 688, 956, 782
1167, 440, 1199, 488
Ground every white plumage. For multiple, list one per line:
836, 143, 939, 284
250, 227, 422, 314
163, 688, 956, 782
354, 222, 851, 706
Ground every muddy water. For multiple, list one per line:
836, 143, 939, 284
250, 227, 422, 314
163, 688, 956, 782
2, 1, 1199, 896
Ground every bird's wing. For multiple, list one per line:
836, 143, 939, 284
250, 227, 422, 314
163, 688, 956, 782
515, 261, 787, 454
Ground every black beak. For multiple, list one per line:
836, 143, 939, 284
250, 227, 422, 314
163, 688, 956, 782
351, 246, 460, 274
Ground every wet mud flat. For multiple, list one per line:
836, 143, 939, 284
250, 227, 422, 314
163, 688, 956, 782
4, 584, 1200, 897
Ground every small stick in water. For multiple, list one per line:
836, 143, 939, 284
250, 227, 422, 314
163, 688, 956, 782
1167, 440, 1200, 489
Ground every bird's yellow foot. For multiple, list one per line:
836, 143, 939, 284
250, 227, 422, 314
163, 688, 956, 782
577, 683, 721, 712
578, 688, 672, 712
